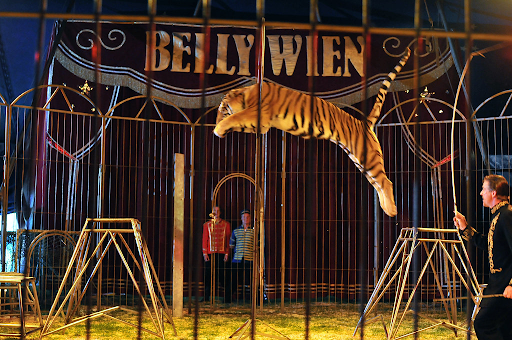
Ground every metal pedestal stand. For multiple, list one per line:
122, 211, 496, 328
354, 227, 480, 339
40, 218, 176, 339
0, 273, 43, 337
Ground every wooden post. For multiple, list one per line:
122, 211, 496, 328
173, 153, 185, 317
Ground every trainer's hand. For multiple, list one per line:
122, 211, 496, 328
453, 211, 468, 231
203, 254, 210, 262
504, 286, 512, 299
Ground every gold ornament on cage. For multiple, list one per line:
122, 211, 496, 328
79, 80, 93, 96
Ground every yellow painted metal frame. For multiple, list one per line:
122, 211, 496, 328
40, 218, 176, 339
0, 273, 43, 337
354, 227, 479, 339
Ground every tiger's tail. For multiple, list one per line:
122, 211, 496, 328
367, 48, 411, 128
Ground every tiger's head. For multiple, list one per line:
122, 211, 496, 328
216, 87, 249, 127
214, 83, 271, 138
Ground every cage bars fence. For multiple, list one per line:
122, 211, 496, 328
1, 0, 512, 339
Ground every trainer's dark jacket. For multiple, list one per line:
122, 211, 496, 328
461, 201, 512, 298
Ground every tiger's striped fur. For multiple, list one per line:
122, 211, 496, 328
214, 49, 410, 217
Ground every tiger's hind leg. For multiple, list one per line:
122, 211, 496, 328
213, 108, 271, 137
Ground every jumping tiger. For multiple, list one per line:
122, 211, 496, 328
214, 48, 411, 217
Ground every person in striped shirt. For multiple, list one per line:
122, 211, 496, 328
229, 209, 254, 302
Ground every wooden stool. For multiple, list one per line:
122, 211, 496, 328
0, 272, 43, 337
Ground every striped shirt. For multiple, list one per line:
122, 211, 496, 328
229, 226, 254, 263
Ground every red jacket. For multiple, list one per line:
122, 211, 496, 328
202, 218, 231, 255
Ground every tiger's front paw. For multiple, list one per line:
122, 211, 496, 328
213, 124, 228, 138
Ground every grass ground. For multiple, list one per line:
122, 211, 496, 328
2, 301, 476, 339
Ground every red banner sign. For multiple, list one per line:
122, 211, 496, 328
54, 21, 453, 108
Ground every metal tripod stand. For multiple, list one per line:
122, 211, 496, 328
40, 218, 176, 339
354, 227, 480, 339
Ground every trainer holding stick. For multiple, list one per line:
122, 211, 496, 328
453, 174, 512, 339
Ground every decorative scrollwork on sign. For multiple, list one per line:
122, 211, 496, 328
76, 29, 126, 51
383, 37, 433, 58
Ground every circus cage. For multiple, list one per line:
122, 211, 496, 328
0, 1, 511, 339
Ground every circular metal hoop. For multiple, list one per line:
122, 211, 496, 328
211, 173, 264, 214
24, 230, 77, 275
